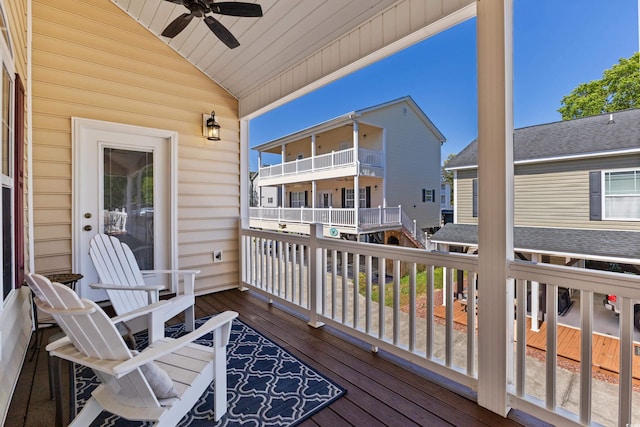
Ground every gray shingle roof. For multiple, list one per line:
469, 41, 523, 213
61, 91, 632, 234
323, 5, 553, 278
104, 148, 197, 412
431, 223, 640, 262
446, 109, 640, 169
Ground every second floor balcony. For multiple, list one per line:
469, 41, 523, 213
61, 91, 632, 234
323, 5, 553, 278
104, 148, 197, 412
257, 147, 383, 186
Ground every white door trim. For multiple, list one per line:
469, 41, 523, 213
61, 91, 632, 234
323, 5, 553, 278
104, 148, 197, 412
72, 118, 178, 280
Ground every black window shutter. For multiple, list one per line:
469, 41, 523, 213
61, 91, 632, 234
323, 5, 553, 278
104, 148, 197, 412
472, 178, 478, 218
431, 189, 436, 203
304, 191, 308, 207
589, 171, 602, 220
365, 186, 371, 208
422, 189, 426, 202
341, 188, 346, 207
289, 191, 292, 208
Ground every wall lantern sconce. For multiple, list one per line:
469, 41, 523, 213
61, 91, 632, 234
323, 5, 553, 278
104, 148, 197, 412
203, 111, 221, 141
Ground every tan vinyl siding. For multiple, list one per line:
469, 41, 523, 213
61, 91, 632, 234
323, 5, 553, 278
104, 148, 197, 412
515, 156, 640, 230
32, 0, 240, 293
1, 1, 31, 423
454, 154, 640, 231
455, 169, 477, 224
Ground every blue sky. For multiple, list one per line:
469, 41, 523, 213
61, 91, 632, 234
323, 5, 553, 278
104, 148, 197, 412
249, 1, 639, 170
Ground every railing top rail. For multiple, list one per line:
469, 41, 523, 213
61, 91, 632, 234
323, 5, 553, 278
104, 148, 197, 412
509, 259, 640, 297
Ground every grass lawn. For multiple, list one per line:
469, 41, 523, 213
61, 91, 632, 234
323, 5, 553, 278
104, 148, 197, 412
358, 267, 449, 308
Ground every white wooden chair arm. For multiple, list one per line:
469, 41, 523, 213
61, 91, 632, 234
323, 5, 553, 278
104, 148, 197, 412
111, 300, 170, 325
89, 283, 164, 292
113, 311, 238, 377
140, 269, 199, 295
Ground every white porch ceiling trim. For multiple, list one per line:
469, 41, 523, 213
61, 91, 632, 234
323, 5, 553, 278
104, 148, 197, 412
239, 0, 476, 119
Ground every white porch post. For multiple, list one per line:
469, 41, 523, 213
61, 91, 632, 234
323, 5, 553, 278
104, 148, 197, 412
353, 119, 359, 215
308, 223, 325, 328
257, 152, 263, 207
311, 134, 316, 171
477, 0, 514, 417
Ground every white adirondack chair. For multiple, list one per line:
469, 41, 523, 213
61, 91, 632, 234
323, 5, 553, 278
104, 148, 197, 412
89, 233, 198, 342
26, 273, 237, 426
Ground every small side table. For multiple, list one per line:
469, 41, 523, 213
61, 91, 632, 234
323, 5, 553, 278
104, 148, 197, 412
44, 273, 83, 290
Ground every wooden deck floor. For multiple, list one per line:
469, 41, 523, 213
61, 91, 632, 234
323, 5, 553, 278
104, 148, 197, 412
7, 289, 550, 427
435, 300, 640, 382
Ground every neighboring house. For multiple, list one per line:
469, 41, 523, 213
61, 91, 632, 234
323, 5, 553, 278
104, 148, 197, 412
433, 109, 640, 325
250, 96, 445, 247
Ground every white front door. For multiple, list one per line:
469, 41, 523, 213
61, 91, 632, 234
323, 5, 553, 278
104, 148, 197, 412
319, 191, 332, 208
73, 119, 177, 301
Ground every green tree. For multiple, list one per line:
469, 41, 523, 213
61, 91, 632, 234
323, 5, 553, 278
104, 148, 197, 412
558, 52, 640, 120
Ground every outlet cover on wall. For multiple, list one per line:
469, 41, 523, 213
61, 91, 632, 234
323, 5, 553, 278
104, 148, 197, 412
213, 250, 223, 263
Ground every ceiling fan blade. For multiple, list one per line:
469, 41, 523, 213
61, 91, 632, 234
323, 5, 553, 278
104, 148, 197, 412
204, 15, 240, 49
161, 12, 194, 38
210, 2, 263, 17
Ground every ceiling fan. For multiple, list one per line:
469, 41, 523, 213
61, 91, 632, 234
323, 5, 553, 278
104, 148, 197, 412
161, 0, 263, 49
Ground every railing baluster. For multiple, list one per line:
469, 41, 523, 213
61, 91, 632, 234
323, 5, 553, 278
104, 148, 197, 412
342, 250, 348, 324
331, 249, 338, 318
378, 258, 386, 340
545, 284, 558, 411
366, 255, 372, 334
408, 262, 416, 351
467, 271, 477, 377
619, 297, 633, 426
579, 290, 593, 425
445, 267, 454, 367
426, 265, 434, 358
515, 278, 526, 396
393, 259, 400, 346
353, 253, 360, 330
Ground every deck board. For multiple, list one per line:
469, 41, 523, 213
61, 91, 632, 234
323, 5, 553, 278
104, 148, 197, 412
8, 289, 547, 427
438, 299, 640, 384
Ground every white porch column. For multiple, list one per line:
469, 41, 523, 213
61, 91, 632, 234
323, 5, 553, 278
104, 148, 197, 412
353, 119, 359, 213
281, 144, 286, 165
281, 184, 286, 207
311, 134, 316, 156
476, 0, 514, 417
257, 152, 263, 207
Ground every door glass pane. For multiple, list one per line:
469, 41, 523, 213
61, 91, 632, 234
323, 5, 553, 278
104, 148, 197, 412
103, 148, 154, 269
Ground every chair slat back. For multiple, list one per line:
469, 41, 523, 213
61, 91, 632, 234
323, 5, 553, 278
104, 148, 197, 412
26, 274, 160, 409
89, 234, 149, 314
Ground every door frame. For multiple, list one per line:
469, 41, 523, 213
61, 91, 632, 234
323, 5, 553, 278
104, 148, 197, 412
72, 118, 178, 279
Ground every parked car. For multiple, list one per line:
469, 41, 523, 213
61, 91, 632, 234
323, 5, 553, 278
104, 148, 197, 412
603, 295, 640, 330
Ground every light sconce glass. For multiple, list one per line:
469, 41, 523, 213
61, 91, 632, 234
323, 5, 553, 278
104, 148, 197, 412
203, 111, 221, 141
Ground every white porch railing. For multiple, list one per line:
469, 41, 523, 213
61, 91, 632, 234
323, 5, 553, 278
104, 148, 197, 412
250, 206, 401, 229
258, 147, 382, 179
240, 224, 640, 427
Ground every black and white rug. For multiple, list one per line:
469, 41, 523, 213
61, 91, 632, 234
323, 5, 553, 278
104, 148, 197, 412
73, 316, 345, 426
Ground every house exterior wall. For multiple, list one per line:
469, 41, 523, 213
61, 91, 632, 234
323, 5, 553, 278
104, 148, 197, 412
0, 0, 32, 423
31, 0, 240, 294
454, 154, 640, 230
362, 103, 441, 230
455, 169, 477, 224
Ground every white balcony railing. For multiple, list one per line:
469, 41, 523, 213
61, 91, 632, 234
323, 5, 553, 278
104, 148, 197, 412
240, 224, 640, 427
250, 206, 402, 229
258, 147, 382, 179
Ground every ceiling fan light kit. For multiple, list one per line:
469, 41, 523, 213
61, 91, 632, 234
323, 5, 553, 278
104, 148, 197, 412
162, 0, 263, 49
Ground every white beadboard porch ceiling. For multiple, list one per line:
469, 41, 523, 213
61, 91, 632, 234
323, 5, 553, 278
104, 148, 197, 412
111, 0, 475, 118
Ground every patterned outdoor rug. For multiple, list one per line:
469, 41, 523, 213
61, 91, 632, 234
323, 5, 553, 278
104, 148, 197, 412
73, 316, 345, 426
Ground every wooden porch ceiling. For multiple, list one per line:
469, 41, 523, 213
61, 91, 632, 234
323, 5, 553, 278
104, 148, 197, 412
11, 289, 547, 426
110, 0, 476, 117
